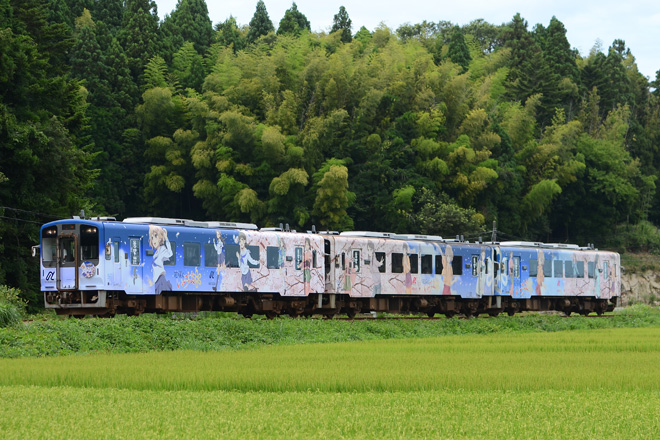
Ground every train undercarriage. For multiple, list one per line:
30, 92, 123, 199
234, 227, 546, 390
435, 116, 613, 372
45, 290, 618, 318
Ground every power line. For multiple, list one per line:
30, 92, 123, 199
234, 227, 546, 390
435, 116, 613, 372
0, 215, 44, 225
0, 206, 62, 221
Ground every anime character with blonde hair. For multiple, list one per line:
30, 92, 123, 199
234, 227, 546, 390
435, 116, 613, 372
367, 241, 383, 296
149, 225, 172, 295
536, 250, 545, 296
441, 244, 456, 295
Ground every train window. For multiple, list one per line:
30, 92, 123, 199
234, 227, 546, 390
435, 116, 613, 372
603, 261, 609, 280
246, 246, 260, 268
452, 256, 463, 276
42, 237, 57, 264
554, 260, 563, 278
114, 242, 120, 263
313, 250, 317, 268
184, 243, 201, 266
588, 261, 595, 279
225, 244, 239, 267
543, 260, 552, 278
392, 253, 403, 273
564, 261, 574, 278
183, 243, 202, 266
513, 257, 520, 278
164, 242, 176, 266
352, 250, 361, 273
295, 247, 303, 270
421, 255, 433, 274
129, 238, 140, 266
575, 261, 584, 278
500, 257, 507, 277
267, 246, 281, 269
409, 254, 418, 274
529, 259, 538, 277
471, 255, 479, 276
105, 242, 111, 260
376, 252, 386, 273
435, 255, 443, 274
80, 227, 99, 260
341, 252, 346, 270
204, 243, 217, 267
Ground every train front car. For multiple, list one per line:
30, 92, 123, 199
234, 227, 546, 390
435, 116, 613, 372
40, 218, 110, 316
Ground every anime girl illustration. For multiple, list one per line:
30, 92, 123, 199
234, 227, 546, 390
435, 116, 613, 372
476, 248, 486, 297
212, 230, 226, 291
441, 244, 456, 295
367, 241, 383, 296
237, 231, 259, 291
536, 250, 545, 296
303, 238, 312, 296
149, 225, 173, 295
403, 243, 412, 294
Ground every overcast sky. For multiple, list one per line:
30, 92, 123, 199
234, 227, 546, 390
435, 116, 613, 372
155, 0, 660, 80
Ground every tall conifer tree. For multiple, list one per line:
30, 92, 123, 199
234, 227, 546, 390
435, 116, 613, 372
246, 0, 274, 44
331, 6, 352, 43
277, 2, 310, 36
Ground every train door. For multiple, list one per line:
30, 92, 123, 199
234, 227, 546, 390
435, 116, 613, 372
112, 238, 122, 287
57, 233, 78, 290
512, 256, 521, 296
126, 237, 143, 293
351, 248, 362, 296
471, 251, 486, 297
324, 239, 333, 292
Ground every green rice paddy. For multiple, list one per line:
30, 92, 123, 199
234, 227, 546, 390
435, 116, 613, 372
1, 326, 660, 438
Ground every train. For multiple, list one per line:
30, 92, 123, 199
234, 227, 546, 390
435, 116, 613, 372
36, 216, 621, 318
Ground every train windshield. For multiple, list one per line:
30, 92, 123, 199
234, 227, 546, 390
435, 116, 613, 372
80, 226, 99, 260
41, 227, 57, 266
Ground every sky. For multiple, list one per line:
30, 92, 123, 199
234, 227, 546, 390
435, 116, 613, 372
154, 0, 660, 80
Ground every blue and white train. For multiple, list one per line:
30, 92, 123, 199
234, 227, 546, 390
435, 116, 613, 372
37, 216, 620, 317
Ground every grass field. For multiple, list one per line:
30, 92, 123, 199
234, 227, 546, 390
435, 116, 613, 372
2, 327, 660, 438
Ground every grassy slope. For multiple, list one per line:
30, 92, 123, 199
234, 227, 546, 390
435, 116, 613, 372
1, 305, 660, 358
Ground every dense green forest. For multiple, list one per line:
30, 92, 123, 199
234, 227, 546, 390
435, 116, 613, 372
2, 0, 660, 306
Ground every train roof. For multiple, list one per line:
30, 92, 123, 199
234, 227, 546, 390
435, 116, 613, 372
499, 241, 593, 250
122, 217, 258, 230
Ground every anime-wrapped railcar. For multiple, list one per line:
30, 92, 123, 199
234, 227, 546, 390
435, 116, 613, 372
37, 217, 620, 317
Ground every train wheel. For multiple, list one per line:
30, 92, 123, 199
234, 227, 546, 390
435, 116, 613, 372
346, 309, 357, 319
324, 313, 336, 319
265, 311, 278, 320
427, 312, 436, 318
242, 313, 253, 319
444, 312, 456, 318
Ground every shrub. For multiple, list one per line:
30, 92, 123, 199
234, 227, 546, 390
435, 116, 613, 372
0, 285, 27, 311
0, 302, 21, 328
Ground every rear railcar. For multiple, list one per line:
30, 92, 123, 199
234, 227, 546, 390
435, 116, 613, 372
495, 242, 620, 315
